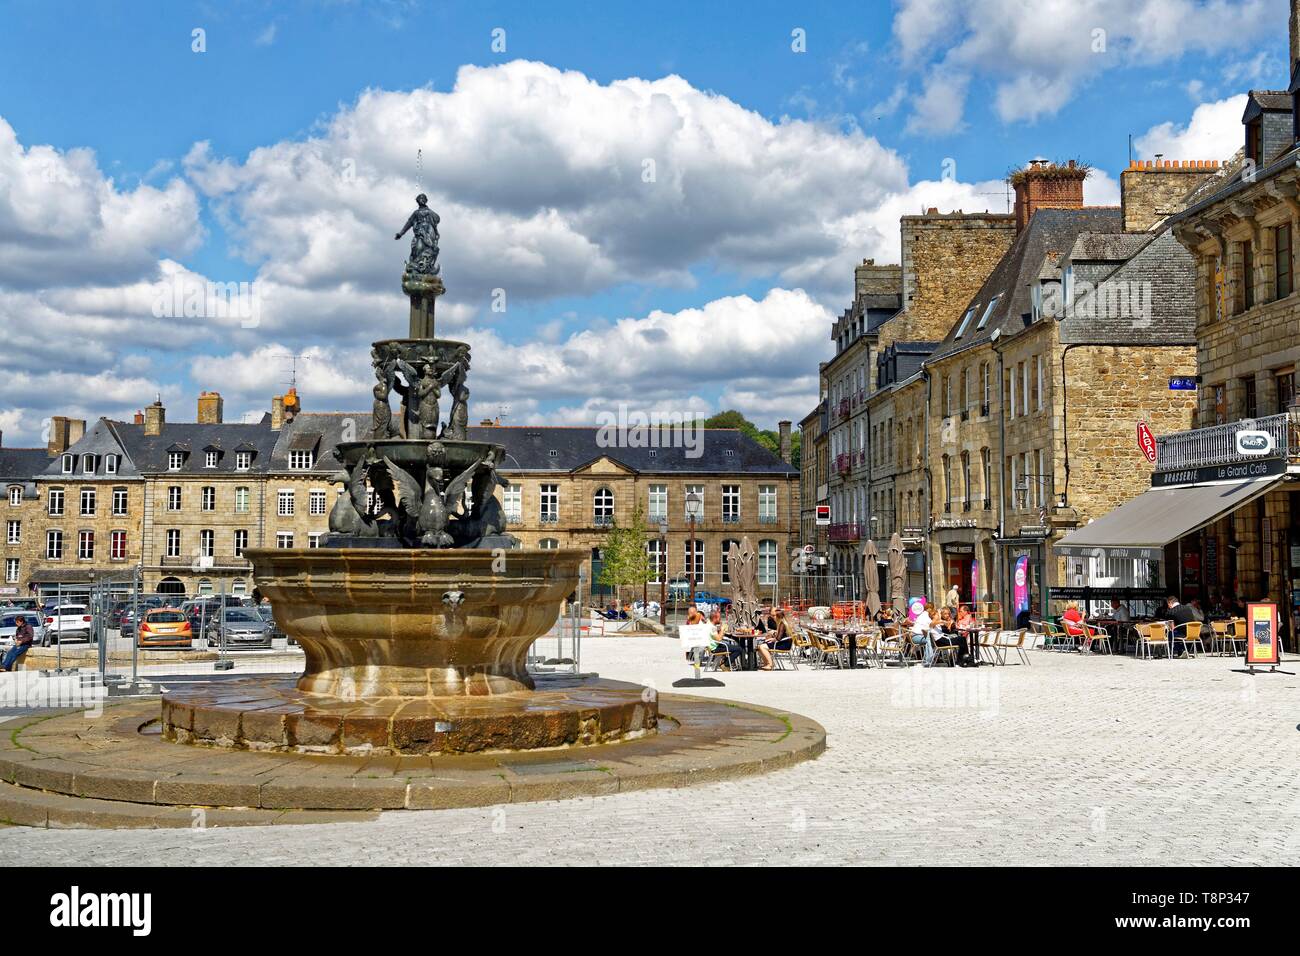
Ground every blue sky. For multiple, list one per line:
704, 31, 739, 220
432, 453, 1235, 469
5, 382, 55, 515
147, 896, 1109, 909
0, 0, 1286, 443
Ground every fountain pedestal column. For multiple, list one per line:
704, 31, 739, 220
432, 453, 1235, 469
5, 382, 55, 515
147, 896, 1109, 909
402, 272, 444, 338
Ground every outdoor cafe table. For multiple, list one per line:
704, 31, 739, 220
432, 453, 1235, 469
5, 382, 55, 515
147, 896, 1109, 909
808, 622, 867, 668
730, 629, 760, 671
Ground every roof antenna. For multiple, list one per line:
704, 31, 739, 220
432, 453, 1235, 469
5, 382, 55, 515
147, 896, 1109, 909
415, 148, 422, 192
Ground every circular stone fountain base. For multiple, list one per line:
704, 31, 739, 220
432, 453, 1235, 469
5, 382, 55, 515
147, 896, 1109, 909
161, 676, 657, 755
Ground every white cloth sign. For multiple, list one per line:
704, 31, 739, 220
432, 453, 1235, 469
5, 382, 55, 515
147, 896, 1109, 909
678, 622, 715, 651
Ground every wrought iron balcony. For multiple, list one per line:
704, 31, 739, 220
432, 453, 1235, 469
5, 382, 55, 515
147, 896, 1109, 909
539, 513, 560, 524
827, 522, 863, 543
592, 514, 614, 527
1155, 410, 1300, 472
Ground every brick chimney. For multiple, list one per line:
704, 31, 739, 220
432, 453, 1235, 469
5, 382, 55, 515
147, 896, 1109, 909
143, 400, 165, 437
197, 390, 224, 424
1012, 159, 1087, 232
778, 420, 792, 464
133, 410, 145, 425
45, 416, 86, 456
271, 394, 285, 431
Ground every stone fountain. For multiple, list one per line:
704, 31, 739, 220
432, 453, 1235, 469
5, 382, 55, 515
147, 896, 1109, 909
160, 196, 658, 755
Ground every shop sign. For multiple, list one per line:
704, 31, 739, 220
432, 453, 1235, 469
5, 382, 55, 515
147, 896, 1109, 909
815, 505, 830, 526
942, 543, 975, 554
1137, 422, 1157, 463
1018, 525, 1049, 538
1235, 430, 1275, 457
1168, 376, 1198, 391
1245, 602, 1280, 667
933, 517, 978, 530
1151, 457, 1286, 488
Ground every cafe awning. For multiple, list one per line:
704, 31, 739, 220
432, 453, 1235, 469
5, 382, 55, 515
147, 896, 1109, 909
1055, 474, 1286, 558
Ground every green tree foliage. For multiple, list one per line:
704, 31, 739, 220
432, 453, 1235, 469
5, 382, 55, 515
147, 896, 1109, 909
700, 410, 801, 470
597, 503, 653, 607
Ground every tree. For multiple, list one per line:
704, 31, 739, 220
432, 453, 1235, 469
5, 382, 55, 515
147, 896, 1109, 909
701, 409, 801, 470
597, 503, 653, 609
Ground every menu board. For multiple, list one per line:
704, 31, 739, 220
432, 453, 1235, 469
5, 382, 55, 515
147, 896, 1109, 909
1245, 602, 1280, 666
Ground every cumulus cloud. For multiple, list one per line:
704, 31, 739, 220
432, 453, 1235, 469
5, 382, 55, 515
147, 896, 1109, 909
1134, 94, 1248, 161
890, 0, 1278, 130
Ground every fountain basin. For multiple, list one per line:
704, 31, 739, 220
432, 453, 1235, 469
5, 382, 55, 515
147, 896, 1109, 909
244, 547, 585, 698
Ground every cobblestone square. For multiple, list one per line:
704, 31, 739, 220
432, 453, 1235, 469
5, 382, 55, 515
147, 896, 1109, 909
2, 637, 1296, 866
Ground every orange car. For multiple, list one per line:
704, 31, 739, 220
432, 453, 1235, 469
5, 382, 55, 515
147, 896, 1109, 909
137, 608, 193, 649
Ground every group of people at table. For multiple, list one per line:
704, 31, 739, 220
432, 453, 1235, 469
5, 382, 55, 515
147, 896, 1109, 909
1056, 593, 1241, 657
684, 605, 793, 671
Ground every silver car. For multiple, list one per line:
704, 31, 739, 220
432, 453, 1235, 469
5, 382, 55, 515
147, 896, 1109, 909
0, 610, 46, 648
204, 608, 273, 649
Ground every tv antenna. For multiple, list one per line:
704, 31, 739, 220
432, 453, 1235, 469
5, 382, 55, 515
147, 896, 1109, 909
415, 149, 423, 191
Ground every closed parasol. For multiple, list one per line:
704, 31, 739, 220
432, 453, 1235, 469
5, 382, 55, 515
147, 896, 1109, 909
862, 540, 881, 617
887, 532, 906, 615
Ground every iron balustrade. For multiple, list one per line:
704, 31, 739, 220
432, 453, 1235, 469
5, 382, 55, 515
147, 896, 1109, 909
1155, 410, 1299, 471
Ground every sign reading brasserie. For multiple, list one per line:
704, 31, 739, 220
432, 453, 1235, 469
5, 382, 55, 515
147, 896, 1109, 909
1151, 456, 1286, 488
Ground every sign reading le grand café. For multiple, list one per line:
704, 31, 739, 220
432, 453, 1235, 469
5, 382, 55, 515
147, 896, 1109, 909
1151, 457, 1288, 489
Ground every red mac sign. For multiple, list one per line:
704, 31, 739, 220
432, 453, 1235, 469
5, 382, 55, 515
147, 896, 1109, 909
1137, 422, 1157, 463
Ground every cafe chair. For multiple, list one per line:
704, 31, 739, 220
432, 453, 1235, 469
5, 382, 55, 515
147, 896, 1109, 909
1171, 621, 1205, 657
705, 644, 735, 672
1135, 622, 1171, 660
1223, 618, 1247, 656
927, 633, 958, 667
1083, 621, 1112, 655
994, 628, 1031, 666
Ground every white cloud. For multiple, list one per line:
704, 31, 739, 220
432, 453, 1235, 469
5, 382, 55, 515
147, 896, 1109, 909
891, 0, 1279, 129
1134, 94, 1248, 161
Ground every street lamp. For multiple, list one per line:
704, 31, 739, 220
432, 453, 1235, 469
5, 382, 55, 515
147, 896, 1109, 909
685, 491, 703, 607
658, 517, 668, 626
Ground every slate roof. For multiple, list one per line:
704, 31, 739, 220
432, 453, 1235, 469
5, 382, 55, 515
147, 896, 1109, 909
1244, 90, 1292, 118
1067, 232, 1148, 262
273, 415, 798, 477
928, 207, 1124, 362
0, 447, 51, 484
92, 419, 280, 476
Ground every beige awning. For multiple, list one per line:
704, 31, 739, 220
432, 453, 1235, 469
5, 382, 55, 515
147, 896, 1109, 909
1055, 475, 1286, 559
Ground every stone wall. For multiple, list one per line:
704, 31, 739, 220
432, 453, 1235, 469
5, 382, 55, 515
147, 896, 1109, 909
22, 479, 147, 591
1120, 162, 1221, 233
854, 259, 902, 297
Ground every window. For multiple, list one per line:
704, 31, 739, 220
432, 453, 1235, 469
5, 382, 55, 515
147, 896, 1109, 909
976, 295, 1000, 330
942, 455, 952, 512
1276, 224, 1293, 300
61, 454, 73, 474
168, 451, 185, 471
165, 529, 181, 558
961, 452, 971, 510
1240, 240, 1256, 312
1035, 355, 1044, 411
104, 455, 117, 475
1036, 449, 1046, 509
959, 368, 970, 417
46, 529, 63, 559
77, 530, 94, 560
235, 486, 250, 514
1007, 369, 1016, 420
721, 485, 740, 523
648, 484, 667, 520
1213, 383, 1228, 425
112, 487, 128, 515
954, 307, 976, 339
308, 532, 323, 549
4, 559, 17, 584
167, 486, 181, 511
1021, 361, 1030, 416
110, 530, 126, 561
684, 539, 705, 580
593, 487, 614, 525
6, 520, 19, 544
1276, 368, 1296, 412
943, 375, 952, 416
81, 454, 96, 474
720, 539, 740, 584
234, 529, 248, 556
202, 486, 216, 511
8, 487, 20, 507
647, 539, 665, 584
1242, 376, 1258, 420
539, 538, 559, 550
309, 490, 328, 515
235, 451, 252, 471
684, 484, 704, 520
79, 487, 95, 516
758, 540, 777, 586
199, 529, 214, 557
205, 450, 218, 468
276, 531, 294, 549
1007, 456, 1017, 510
540, 484, 559, 523
981, 448, 992, 509
759, 485, 777, 523
981, 362, 991, 414
289, 450, 314, 470
278, 490, 295, 517
47, 488, 64, 516
503, 486, 522, 521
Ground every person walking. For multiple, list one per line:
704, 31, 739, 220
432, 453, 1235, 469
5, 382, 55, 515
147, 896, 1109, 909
1, 615, 35, 671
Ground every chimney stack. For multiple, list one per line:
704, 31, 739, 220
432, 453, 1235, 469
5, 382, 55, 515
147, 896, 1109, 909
1012, 159, 1087, 232
197, 391, 224, 424
271, 395, 285, 431
45, 416, 87, 456
778, 420, 792, 464
144, 400, 165, 437
133, 410, 145, 425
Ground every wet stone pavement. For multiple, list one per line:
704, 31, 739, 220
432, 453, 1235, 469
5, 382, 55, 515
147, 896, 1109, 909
2, 636, 1297, 865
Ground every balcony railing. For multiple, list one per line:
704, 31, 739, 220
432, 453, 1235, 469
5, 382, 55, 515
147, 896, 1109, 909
592, 514, 614, 527
758, 513, 779, 524
827, 522, 863, 543
721, 513, 741, 524
539, 513, 560, 524
1155, 410, 1299, 471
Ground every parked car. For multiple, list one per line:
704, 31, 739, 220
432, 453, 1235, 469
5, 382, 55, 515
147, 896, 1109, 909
0, 610, 46, 648
690, 590, 732, 609
253, 604, 286, 641
41, 604, 95, 644
666, 578, 691, 600
136, 608, 194, 649
204, 608, 273, 649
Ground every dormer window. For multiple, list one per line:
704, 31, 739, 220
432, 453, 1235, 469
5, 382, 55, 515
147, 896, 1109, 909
235, 451, 252, 471
167, 451, 185, 471
8, 486, 20, 507
81, 454, 96, 474
104, 455, 118, 475
288, 450, 314, 470
548, 449, 558, 459
61, 454, 73, 474
205, 450, 219, 468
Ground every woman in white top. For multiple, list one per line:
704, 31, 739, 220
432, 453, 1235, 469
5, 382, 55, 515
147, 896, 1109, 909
910, 600, 933, 660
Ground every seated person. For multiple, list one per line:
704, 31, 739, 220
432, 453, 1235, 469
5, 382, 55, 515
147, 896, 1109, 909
929, 607, 970, 666
910, 601, 933, 661
708, 608, 741, 669
1062, 601, 1086, 637
1106, 598, 1131, 623
955, 604, 976, 631
874, 605, 895, 627
756, 608, 793, 671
